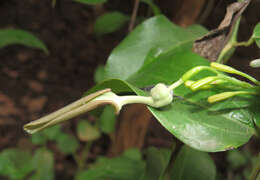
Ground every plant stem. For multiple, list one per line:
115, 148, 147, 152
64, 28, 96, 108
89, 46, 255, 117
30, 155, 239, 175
181, 66, 219, 82
233, 36, 254, 47
219, 74, 254, 89
120, 95, 154, 107
78, 141, 93, 170
211, 62, 260, 85
129, 0, 140, 31
216, 18, 241, 64
168, 79, 183, 91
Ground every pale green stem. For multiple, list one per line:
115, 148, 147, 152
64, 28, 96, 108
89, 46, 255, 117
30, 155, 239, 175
233, 36, 254, 47
181, 66, 219, 82
233, 71, 259, 85
168, 79, 183, 91
216, 18, 241, 63
211, 62, 259, 85
120, 95, 154, 106
219, 74, 254, 89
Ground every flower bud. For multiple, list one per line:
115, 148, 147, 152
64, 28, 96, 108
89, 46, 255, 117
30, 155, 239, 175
150, 83, 173, 107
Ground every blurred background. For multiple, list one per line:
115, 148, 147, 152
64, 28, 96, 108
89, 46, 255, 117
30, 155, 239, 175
0, 0, 260, 179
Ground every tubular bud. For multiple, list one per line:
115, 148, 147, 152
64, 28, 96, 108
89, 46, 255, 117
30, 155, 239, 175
190, 76, 218, 91
208, 91, 250, 103
250, 59, 260, 68
210, 62, 237, 74
184, 80, 195, 88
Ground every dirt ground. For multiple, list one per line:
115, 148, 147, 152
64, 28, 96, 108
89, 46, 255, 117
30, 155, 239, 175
0, 0, 259, 179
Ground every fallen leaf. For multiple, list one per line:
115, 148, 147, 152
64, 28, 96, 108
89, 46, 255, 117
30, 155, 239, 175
193, 0, 250, 61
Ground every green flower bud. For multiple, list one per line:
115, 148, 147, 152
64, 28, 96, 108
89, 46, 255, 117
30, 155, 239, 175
210, 62, 237, 74
150, 83, 173, 107
190, 76, 218, 91
250, 59, 260, 68
208, 91, 250, 103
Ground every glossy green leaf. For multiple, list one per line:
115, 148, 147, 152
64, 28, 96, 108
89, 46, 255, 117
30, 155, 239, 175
75, 149, 145, 180
140, 147, 171, 180
148, 97, 255, 152
77, 120, 101, 141
98, 105, 116, 134
249, 95, 260, 128
253, 22, 260, 48
105, 15, 205, 80
0, 149, 34, 179
94, 12, 129, 36
88, 16, 255, 152
90, 76, 255, 152
186, 24, 208, 38
30, 148, 54, 180
170, 145, 216, 180
57, 134, 79, 154
0, 29, 48, 54
100, 53, 255, 152
74, 0, 106, 5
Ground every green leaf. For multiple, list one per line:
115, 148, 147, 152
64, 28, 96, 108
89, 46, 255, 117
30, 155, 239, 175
94, 65, 106, 83
104, 15, 205, 80
186, 24, 208, 38
170, 145, 216, 180
90, 76, 255, 152
0, 29, 48, 54
57, 133, 79, 154
30, 148, 54, 180
227, 149, 248, 169
31, 132, 48, 145
75, 149, 145, 180
140, 147, 171, 180
253, 22, 260, 48
94, 12, 129, 36
98, 105, 116, 134
122, 148, 143, 161
43, 125, 62, 140
74, 0, 106, 5
77, 120, 101, 141
88, 16, 255, 152
148, 96, 255, 152
249, 95, 260, 128
31, 125, 62, 144
0, 149, 34, 179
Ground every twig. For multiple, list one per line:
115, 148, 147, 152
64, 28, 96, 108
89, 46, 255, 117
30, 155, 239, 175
129, 0, 140, 32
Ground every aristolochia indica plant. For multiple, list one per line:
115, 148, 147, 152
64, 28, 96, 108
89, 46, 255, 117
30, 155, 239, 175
24, 62, 259, 134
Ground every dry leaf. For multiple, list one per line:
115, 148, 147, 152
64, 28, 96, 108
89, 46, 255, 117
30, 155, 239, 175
193, 0, 250, 61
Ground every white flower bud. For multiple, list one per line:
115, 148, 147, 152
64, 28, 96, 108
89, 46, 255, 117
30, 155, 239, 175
150, 83, 173, 107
